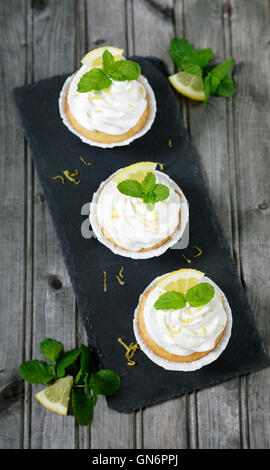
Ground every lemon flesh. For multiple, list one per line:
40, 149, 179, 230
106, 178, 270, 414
114, 161, 158, 184
157, 268, 205, 293
169, 72, 205, 102
35, 376, 73, 416
81, 46, 124, 68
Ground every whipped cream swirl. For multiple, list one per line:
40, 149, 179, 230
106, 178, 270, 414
67, 64, 147, 135
143, 278, 227, 356
96, 171, 182, 252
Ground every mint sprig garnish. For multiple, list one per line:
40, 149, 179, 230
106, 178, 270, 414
154, 282, 215, 310
78, 50, 141, 92
19, 338, 121, 426
117, 172, 169, 210
169, 37, 235, 103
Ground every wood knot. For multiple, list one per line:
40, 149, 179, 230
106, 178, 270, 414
223, 3, 231, 15
94, 38, 105, 45
39, 193, 45, 202
31, 0, 47, 11
48, 275, 63, 291
258, 202, 268, 210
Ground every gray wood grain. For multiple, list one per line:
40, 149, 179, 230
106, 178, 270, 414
0, 0, 27, 449
229, 0, 270, 449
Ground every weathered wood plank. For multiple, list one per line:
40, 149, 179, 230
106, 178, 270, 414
84, 0, 135, 449
0, 0, 27, 449
229, 0, 270, 449
26, 0, 77, 449
181, 0, 241, 448
132, 0, 189, 449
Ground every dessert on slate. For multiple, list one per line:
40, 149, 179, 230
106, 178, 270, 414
61, 46, 156, 145
89, 162, 188, 259
135, 269, 231, 363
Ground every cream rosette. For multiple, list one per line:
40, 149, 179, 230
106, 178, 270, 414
89, 169, 189, 259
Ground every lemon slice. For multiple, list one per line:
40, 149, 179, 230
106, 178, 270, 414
169, 72, 205, 102
157, 268, 205, 293
81, 46, 124, 68
114, 162, 158, 184
35, 376, 73, 416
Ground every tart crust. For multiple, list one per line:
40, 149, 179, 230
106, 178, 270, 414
137, 285, 226, 362
96, 190, 182, 253
65, 86, 149, 144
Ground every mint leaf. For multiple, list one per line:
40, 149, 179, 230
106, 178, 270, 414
19, 360, 54, 384
153, 184, 169, 202
210, 57, 234, 82
77, 68, 112, 92
110, 60, 141, 81
117, 179, 143, 198
185, 282, 214, 307
40, 338, 63, 362
192, 48, 214, 68
141, 172, 156, 194
146, 202, 155, 211
169, 38, 195, 67
56, 348, 80, 378
102, 50, 115, 76
72, 389, 93, 426
89, 370, 121, 396
216, 75, 235, 97
154, 291, 186, 310
75, 344, 92, 385
180, 56, 202, 76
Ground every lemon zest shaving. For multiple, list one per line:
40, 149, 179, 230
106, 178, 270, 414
116, 275, 125, 286
119, 266, 124, 279
103, 271, 107, 292
182, 254, 192, 264
170, 327, 174, 339
88, 96, 101, 100
187, 308, 191, 314
73, 93, 79, 98
104, 90, 112, 95
118, 338, 139, 366
196, 306, 203, 312
177, 326, 181, 334
192, 245, 202, 258
128, 104, 135, 108
168, 138, 172, 148
52, 175, 65, 184
157, 162, 164, 171
80, 156, 92, 166
63, 170, 80, 184
202, 327, 206, 337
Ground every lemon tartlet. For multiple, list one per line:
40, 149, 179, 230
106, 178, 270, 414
134, 269, 232, 369
60, 46, 156, 146
89, 162, 189, 259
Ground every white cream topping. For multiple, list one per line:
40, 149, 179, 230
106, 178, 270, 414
96, 171, 181, 251
67, 64, 147, 135
143, 278, 227, 356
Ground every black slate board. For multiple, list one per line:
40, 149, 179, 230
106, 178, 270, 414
14, 57, 269, 412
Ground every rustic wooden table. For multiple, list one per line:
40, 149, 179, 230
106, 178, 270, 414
1, 0, 269, 449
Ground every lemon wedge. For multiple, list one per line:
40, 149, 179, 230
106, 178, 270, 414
169, 72, 205, 102
81, 46, 124, 68
157, 268, 205, 293
114, 162, 158, 184
35, 376, 73, 416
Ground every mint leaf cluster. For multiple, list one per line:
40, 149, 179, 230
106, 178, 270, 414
154, 282, 215, 310
78, 50, 141, 92
117, 172, 169, 211
19, 339, 121, 426
169, 38, 235, 103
